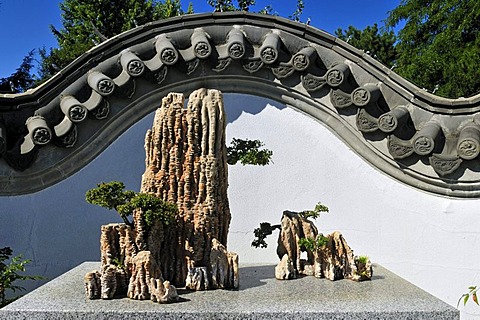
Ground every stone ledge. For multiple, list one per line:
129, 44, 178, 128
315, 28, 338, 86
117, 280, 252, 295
0, 262, 459, 320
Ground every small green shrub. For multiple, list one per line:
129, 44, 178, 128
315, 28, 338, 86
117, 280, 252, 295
227, 138, 273, 166
298, 237, 316, 251
298, 234, 329, 251
357, 255, 369, 264
111, 257, 124, 269
0, 247, 43, 307
459, 286, 479, 307
299, 202, 329, 220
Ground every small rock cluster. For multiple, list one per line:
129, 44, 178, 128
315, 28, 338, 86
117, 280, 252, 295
275, 211, 372, 281
85, 250, 177, 303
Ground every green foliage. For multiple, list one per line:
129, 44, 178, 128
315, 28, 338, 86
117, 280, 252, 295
299, 202, 329, 220
111, 257, 125, 269
186, 2, 194, 14
298, 237, 315, 251
316, 234, 329, 248
207, 0, 267, 12
86, 181, 135, 226
385, 0, 480, 98
335, 24, 397, 68
0, 50, 36, 93
257, 5, 273, 15
357, 255, 369, 264
0, 247, 43, 307
289, 0, 304, 22
85, 181, 135, 211
206, 0, 303, 19
118, 193, 177, 228
251, 222, 281, 248
207, 0, 236, 12
253, 201, 329, 249
38, 0, 183, 81
227, 138, 273, 166
298, 234, 329, 252
86, 181, 177, 229
458, 286, 479, 308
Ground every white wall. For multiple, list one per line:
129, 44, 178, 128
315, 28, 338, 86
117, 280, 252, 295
2, 93, 480, 319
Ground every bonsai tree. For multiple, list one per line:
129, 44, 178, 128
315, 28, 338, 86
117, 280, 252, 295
0, 247, 42, 307
227, 138, 273, 166
85, 181, 177, 228
251, 201, 329, 248
86, 181, 136, 227
117, 193, 177, 229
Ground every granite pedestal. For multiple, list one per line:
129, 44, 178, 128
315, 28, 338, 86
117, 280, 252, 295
0, 262, 459, 319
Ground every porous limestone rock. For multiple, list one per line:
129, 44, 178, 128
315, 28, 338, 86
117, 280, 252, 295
185, 266, 209, 291
127, 251, 162, 300
84, 271, 101, 299
100, 264, 127, 299
275, 211, 372, 282
85, 89, 237, 301
276, 210, 318, 273
140, 89, 234, 287
100, 223, 137, 276
210, 238, 239, 289
275, 254, 295, 280
321, 231, 358, 281
150, 279, 179, 303
353, 255, 373, 281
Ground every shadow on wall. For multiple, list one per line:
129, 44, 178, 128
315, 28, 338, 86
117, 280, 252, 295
0, 93, 283, 295
222, 94, 285, 124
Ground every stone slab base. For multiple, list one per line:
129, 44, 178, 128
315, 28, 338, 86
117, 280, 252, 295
0, 262, 458, 320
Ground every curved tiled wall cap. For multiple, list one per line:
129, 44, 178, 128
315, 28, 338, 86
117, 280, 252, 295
1, 12, 480, 197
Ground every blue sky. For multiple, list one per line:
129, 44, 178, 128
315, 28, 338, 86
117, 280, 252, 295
0, 0, 400, 78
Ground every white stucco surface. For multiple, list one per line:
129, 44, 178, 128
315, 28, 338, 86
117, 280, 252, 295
2, 93, 480, 318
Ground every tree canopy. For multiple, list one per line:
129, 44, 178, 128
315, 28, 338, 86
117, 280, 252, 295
38, 0, 183, 81
385, 0, 480, 98
36, 0, 304, 83
0, 51, 36, 94
335, 24, 397, 69
4, 0, 479, 99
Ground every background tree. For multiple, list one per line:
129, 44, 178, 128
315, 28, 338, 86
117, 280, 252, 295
385, 0, 480, 98
206, 0, 303, 17
0, 51, 36, 93
335, 24, 397, 69
227, 138, 273, 166
38, 0, 183, 81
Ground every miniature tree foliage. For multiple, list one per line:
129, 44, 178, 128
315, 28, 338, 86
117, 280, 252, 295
0, 247, 43, 307
85, 181, 135, 226
298, 234, 329, 252
227, 138, 273, 166
252, 202, 329, 248
299, 202, 329, 220
251, 222, 281, 248
117, 193, 177, 228
85, 181, 177, 228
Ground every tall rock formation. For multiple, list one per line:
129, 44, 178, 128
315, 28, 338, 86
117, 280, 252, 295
139, 88, 234, 287
85, 89, 238, 301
